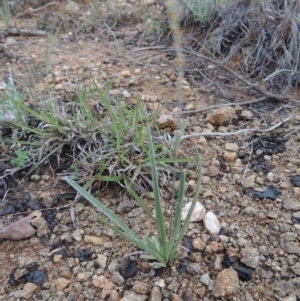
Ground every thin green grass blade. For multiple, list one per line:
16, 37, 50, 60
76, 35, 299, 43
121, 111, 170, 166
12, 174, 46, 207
169, 156, 202, 260
146, 125, 167, 251
124, 178, 153, 219
19, 103, 67, 136
64, 177, 140, 239
93, 212, 166, 263
166, 170, 186, 259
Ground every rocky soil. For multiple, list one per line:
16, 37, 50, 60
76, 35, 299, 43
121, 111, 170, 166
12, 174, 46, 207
1, 1, 300, 301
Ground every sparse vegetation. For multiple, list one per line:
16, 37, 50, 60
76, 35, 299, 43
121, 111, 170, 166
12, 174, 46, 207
0, 0, 11, 28
64, 126, 202, 268
0, 71, 194, 192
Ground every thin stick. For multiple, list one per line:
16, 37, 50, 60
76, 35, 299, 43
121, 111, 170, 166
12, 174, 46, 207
243, 142, 254, 178
183, 97, 268, 115
183, 49, 294, 103
17, 2, 59, 17
5, 28, 48, 36
181, 116, 292, 140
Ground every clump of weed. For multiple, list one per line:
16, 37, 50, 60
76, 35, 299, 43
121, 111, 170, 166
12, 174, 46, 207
0, 74, 193, 192
207, 0, 300, 93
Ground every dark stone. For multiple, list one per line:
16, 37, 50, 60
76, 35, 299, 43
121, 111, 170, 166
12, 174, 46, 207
291, 175, 300, 187
243, 186, 280, 200
119, 259, 137, 279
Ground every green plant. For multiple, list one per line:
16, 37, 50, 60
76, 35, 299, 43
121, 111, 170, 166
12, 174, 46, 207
11, 150, 28, 168
1, 69, 194, 190
63, 126, 202, 267
183, 0, 216, 25
0, 0, 11, 28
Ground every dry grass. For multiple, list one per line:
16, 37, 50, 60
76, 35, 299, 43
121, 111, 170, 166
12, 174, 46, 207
208, 0, 300, 93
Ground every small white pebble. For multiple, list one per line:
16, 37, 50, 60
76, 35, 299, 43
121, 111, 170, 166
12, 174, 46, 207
181, 202, 206, 222
204, 212, 221, 235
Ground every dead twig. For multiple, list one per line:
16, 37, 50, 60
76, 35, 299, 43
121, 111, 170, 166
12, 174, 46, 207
181, 116, 292, 140
183, 97, 268, 115
17, 2, 59, 17
183, 49, 293, 103
5, 28, 48, 36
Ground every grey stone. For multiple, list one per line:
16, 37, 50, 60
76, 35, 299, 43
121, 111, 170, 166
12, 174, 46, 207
117, 199, 135, 213
242, 206, 257, 217
120, 291, 147, 301
83, 287, 94, 300
240, 247, 260, 268
274, 278, 300, 297
279, 295, 297, 301
281, 240, 300, 256
96, 254, 107, 269
200, 273, 211, 286
281, 232, 298, 241
282, 199, 300, 210
112, 272, 125, 285
167, 280, 180, 293
291, 263, 300, 276
292, 211, 300, 219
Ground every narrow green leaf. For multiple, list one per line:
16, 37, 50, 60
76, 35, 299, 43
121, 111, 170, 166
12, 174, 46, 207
64, 177, 141, 240
170, 155, 202, 259
124, 178, 153, 218
166, 170, 186, 258
147, 126, 167, 251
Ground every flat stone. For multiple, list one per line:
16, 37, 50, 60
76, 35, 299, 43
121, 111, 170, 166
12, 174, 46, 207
200, 273, 211, 286
84, 235, 106, 246
149, 287, 162, 301
108, 290, 121, 301
212, 267, 239, 298
132, 281, 151, 294
54, 277, 71, 291
282, 199, 300, 210
96, 254, 108, 269
120, 291, 147, 301
240, 247, 260, 268
192, 237, 206, 251
120, 70, 131, 77
224, 151, 237, 162
291, 263, 300, 276
281, 240, 300, 256
279, 295, 297, 301
207, 106, 235, 126
242, 206, 257, 217
275, 278, 300, 298
156, 114, 177, 130
20, 283, 38, 299
225, 142, 239, 152
267, 211, 278, 219
206, 166, 219, 177
141, 94, 158, 102
112, 272, 125, 285
117, 199, 135, 213
292, 211, 300, 219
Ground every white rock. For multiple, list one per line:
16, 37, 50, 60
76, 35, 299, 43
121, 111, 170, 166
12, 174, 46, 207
204, 212, 221, 234
122, 90, 131, 98
0, 80, 7, 90
181, 202, 206, 222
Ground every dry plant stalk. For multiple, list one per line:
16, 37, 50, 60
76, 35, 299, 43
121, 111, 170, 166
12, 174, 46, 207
165, 0, 187, 239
